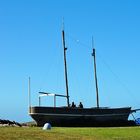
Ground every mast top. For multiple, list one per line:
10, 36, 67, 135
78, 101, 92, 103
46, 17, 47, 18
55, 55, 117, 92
62, 17, 65, 31
92, 37, 95, 56
92, 36, 94, 47
92, 48, 95, 56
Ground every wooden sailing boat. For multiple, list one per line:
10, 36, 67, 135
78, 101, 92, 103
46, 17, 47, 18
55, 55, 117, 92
29, 28, 136, 127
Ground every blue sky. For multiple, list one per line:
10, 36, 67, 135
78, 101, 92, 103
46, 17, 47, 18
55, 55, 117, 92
0, 0, 140, 122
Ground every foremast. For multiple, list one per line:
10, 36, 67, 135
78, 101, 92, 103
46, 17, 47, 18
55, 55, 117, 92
62, 29, 70, 107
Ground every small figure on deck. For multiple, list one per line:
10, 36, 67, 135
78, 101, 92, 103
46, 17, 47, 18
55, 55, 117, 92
71, 102, 76, 108
78, 102, 83, 108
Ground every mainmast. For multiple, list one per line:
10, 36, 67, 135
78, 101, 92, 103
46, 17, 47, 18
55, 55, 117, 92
62, 28, 70, 107
92, 39, 99, 108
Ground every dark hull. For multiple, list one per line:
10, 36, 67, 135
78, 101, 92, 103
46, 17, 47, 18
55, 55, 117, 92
29, 106, 133, 127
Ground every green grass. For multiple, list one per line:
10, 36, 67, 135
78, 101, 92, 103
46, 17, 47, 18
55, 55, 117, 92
0, 126, 140, 140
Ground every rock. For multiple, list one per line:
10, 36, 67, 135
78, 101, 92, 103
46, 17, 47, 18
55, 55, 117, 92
43, 123, 51, 130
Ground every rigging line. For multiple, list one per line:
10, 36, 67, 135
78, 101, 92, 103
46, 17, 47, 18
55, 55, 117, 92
97, 51, 139, 105
131, 113, 136, 121
133, 111, 140, 119
67, 33, 91, 50
38, 47, 58, 92
66, 33, 139, 107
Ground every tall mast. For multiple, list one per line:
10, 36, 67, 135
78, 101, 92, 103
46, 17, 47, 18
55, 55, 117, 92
62, 27, 70, 107
92, 39, 99, 108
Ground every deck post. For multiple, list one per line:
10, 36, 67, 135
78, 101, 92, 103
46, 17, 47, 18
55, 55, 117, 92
39, 96, 41, 106
54, 95, 56, 107
28, 77, 31, 113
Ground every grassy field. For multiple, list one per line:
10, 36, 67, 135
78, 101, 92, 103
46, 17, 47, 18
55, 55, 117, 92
0, 126, 140, 140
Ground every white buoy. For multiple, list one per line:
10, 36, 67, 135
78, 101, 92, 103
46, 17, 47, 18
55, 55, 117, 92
43, 123, 51, 130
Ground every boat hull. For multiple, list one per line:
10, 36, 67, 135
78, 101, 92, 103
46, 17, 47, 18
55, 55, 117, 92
29, 106, 133, 127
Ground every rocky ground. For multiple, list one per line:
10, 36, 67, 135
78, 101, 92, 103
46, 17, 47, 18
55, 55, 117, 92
0, 119, 22, 127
